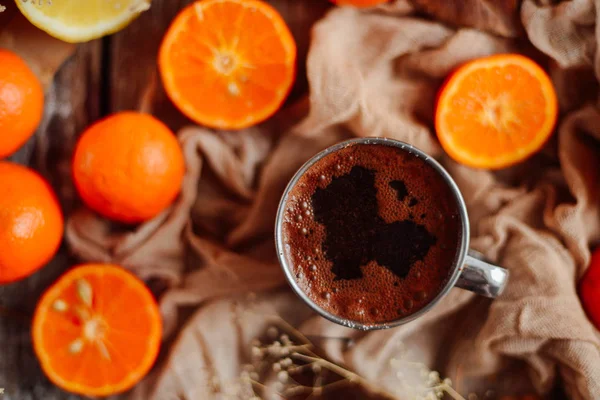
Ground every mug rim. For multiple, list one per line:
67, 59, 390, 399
274, 137, 470, 330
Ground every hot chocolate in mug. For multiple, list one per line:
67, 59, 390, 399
275, 137, 509, 330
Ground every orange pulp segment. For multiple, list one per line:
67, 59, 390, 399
32, 264, 162, 397
159, 0, 297, 130
435, 54, 558, 169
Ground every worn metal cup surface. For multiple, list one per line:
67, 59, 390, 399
275, 137, 509, 330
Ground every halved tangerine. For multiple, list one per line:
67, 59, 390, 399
159, 0, 297, 130
32, 264, 162, 397
435, 54, 558, 169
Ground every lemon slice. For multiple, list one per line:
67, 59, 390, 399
16, 0, 151, 43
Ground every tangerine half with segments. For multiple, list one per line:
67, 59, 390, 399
435, 54, 558, 170
32, 264, 162, 397
159, 0, 297, 130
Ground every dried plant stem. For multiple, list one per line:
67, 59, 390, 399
436, 383, 467, 400
291, 353, 399, 399
268, 317, 312, 345
307, 370, 327, 400
284, 379, 352, 398
283, 344, 313, 353
286, 363, 314, 375
249, 379, 286, 399
240, 314, 469, 400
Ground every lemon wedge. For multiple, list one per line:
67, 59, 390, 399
16, 0, 151, 43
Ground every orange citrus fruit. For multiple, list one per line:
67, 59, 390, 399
435, 54, 558, 169
0, 162, 63, 283
159, 0, 297, 130
32, 263, 162, 397
331, 0, 389, 6
72, 112, 185, 224
16, 0, 151, 44
0, 50, 44, 158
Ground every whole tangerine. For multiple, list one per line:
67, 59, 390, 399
72, 112, 185, 223
0, 162, 63, 283
0, 50, 44, 158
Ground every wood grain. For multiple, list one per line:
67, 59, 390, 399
0, 1, 328, 398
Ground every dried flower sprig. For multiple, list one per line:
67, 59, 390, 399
235, 314, 467, 400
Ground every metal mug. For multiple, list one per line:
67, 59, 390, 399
275, 137, 509, 330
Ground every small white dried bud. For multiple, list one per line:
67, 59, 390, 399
267, 326, 278, 339
240, 371, 250, 380
251, 346, 263, 358
427, 371, 441, 385
272, 363, 282, 372
311, 363, 322, 373
420, 368, 430, 378
249, 372, 259, 381
281, 358, 293, 367
280, 334, 291, 345
274, 382, 284, 392
277, 371, 289, 382
267, 347, 282, 357
442, 378, 452, 386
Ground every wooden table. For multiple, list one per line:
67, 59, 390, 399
0, 1, 329, 398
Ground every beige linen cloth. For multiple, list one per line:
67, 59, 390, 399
65, 1, 600, 399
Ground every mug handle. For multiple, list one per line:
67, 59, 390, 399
455, 251, 509, 298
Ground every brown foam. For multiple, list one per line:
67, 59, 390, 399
281, 142, 462, 325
